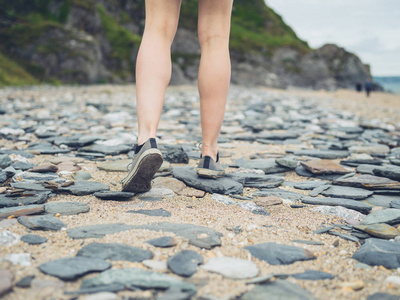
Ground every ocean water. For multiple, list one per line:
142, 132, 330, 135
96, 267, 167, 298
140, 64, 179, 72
373, 76, 400, 94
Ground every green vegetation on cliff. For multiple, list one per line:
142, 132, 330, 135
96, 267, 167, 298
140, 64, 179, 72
0, 52, 37, 86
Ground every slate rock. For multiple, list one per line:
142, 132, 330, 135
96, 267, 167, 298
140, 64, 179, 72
0, 193, 48, 208
0, 171, 7, 184
245, 242, 315, 265
158, 287, 196, 300
357, 164, 380, 175
167, 250, 203, 277
0, 154, 13, 168
133, 222, 222, 249
10, 182, 48, 191
64, 284, 125, 295
127, 208, 171, 217
293, 149, 349, 159
367, 292, 400, 300
80, 144, 131, 156
354, 224, 399, 239
13, 171, 64, 183
39, 257, 111, 280
291, 240, 324, 246
352, 238, 400, 269
18, 215, 66, 231
67, 223, 134, 239
333, 174, 400, 190
226, 173, 283, 188
301, 160, 351, 174
162, 146, 189, 164
44, 202, 90, 215
294, 181, 327, 190
240, 279, 314, 300
16, 275, 35, 288
146, 236, 178, 248
364, 195, 398, 208
390, 199, 400, 209
97, 159, 131, 172
361, 208, 400, 225
373, 165, 400, 181
0, 204, 45, 220
202, 257, 258, 279
309, 185, 330, 197
58, 181, 110, 195
80, 268, 196, 292
233, 158, 290, 174
349, 144, 390, 154
77, 243, 153, 262
295, 165, 314, 177
94, 191, 136, 200
171, 166, 242, 195
291, 270, 335, 280
301, 197, 372, 214
275, 156, 299, 169
321, 186, 373, 200
328, 231, 359, 243
21, 234, 47, 244
253, 189, 303, 201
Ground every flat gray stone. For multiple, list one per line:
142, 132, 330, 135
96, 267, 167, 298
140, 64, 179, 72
309, 185, 330, 197
97, 159, 131, 172
67, 223, 134, 239
226, 173, 283, 188
275, 156, 299, 169
133, 222, 222, 249
291, 270, 335, 280
39, 257, 111, 280
328, 231, 360, 242
365, 195, 398, 208
245, 242, 315, 265
80, 268, 196, 292
80, 144, 131, 156
21, 234, 47, 244
294, 181, 327, 190
202, 257, 258, 279
373, 165, 400, 181
167, 250, 203, 277
357, 164, 379, 175
44, 202, 90, 215
233, 158, 290, 174
0, 193, 48, 208
18, 215, 66, 231
321, 186, 373, 200
94, 191, 136, 200
390, 199, 400, 209
333, 174, 400, 190
352, 238, 400, 269
293, 150, 349, 159
361, 209, 400, 225
10, 182, 49, 191
240, 279, 314, 300
0, 154, 12, 168
171, 166, 242, 195
58, 181, 110, 195
146, 236, 178, 248
12, 171, 64, 183
76, 243, 153, 262
127, 209, 171, 217
252, 189, 304, 202
301, 196, 372, 214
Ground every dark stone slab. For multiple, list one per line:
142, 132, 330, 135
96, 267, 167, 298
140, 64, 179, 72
390, 199, 400, 209
27, 145, 71, 154
352, 238, 400, 269
301, 196, 372, 214
80, 268, 196, 292
127, 208, 171, 217
295, 165, 314, 177
76, 243, 153, 262
146, 236, 178, 248
161, 146, 189, 164
291, 240, 324, 246
373, 165, 400, 181
93, 191, 136, 200
133, 222, 222, 249
21, 234, 47, 244
333, 174, 400, 190
0, 204, 44, 220
80, 144, 131, 156
361, 208, 400, 225
367, 292, 400, 300
293, 149, 349, 159
39, 257, 111, 280
64, 284, 125, 295
341, 159, 383, 167
11, 161, 36, 171
171, 166, 243, 195
240, 279, 314, 300
12, 171, 63, 183
245, 242, 315, 265
44, 202, 90, 215
0, 150, 34, 158
167, 250, 203, 277
226, 173, 283, 188
10, 182, 48, 191
0, 171, 7, 184
357, 164, 381, 175
253, 189, 303, 201
0, 154, 13, 168
309, 185, 330, 197
364, 195, 398, 208
294, 181, 327, 190
233, 158, 290, 174
67, 223, 134, 239
321, 186, 373, 200
18, 215, 66, 231
291, 270, 335, 280
58, 181, 110, 195
16, 275, 35, 288
328, 231, 360, 242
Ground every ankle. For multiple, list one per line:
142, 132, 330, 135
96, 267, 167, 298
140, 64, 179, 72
201, 143, 218, 161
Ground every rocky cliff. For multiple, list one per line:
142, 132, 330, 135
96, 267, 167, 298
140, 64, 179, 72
0, 0, 372, 89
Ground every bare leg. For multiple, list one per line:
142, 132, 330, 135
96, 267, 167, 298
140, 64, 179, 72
198, 0, 233, 160
136, 0, 182, 145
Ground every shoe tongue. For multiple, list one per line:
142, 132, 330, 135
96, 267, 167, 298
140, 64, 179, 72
134, 143, 144, 154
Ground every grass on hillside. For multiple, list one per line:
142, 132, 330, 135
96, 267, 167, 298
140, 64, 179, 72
0, 52, 38, 87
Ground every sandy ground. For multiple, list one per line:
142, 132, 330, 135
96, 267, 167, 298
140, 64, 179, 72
1, 85, 400, 300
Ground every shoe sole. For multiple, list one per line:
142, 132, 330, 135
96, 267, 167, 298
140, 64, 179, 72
122, 149, 163, 193
196, 168, 225, 179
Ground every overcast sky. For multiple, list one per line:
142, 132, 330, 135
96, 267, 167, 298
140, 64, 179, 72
265, 0, 400, 76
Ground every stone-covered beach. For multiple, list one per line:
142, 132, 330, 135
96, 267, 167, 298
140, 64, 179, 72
1, 85, 400, 300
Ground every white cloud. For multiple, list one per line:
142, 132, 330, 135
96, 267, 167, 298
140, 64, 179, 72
265, 0, 400, 75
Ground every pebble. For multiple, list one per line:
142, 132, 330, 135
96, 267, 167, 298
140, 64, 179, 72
202, 257, 258, 279
21, 234, 47, 245
167, 250, 203, 277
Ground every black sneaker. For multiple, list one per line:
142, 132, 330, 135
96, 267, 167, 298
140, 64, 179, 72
121, 138, 163, 192
196, 153, 225, 179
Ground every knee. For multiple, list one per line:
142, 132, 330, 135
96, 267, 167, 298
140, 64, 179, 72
144, 19, 178, 43
198, 30, 229, 48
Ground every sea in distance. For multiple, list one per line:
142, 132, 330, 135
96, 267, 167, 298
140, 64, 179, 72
374, 76, 400, 94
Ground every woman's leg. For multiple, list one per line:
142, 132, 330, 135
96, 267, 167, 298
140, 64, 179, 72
198, 0, 233, 160
136, 0, 182, 145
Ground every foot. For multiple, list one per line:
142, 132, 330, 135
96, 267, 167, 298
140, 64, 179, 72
196, 153, 225, 179
121, 138, 163, 192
